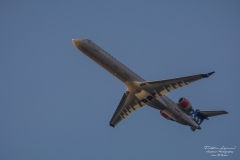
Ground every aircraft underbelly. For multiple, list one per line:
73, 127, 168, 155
81, 44, 143, 83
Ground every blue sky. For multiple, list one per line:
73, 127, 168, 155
1, 1, 240, 160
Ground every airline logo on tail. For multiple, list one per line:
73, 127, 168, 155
190, 109, 208, 125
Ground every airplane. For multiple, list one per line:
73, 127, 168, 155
72, 38, 228, 131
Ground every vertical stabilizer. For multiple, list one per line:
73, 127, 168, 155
190, 109, 208, 125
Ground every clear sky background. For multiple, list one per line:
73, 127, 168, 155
1, 1, 240, 160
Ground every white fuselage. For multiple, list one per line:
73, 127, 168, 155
72, 39, 200, 129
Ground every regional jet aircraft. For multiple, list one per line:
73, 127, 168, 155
72, 39, 228, 131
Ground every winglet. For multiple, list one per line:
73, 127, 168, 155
201, 71, 215, 78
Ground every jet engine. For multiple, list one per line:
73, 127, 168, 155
178, 97, 193, 111
160, 111, 171, 120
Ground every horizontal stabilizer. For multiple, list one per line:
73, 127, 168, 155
198, 110, 228, 117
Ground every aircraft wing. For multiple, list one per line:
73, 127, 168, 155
199, 110, 228, 117
137, 71, 215, 98
110, 91, 144, 127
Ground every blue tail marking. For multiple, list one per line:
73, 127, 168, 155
190, 109, 208, 125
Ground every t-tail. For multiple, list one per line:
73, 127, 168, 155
190, 109, 228, 131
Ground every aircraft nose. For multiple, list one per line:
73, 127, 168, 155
72, 39, 83, 47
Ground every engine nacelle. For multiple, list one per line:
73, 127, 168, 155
160, 111, 171, 120
178, 97, 193, 111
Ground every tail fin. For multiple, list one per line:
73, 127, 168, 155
190, 109, 208, 125
190, 109, 228, 131
190, 109, 228, 125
